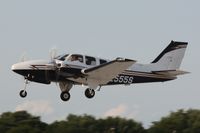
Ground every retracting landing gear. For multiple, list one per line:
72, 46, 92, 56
59, 81, 73, 102
19, 90, 27, 98
85, 88, 95, 99
19, 79, 29, 98
60, 91, 71, 101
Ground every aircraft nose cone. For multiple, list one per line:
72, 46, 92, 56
11, 60, 49, 74
11, 64, 17, 71
11, 62, 25, 74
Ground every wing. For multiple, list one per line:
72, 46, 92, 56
81, 58, 136, 85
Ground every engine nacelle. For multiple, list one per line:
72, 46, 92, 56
59, 81, 73, 92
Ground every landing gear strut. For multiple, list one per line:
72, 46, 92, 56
85, 88, 95, 99
19, 90, 27, 98
19, 79, 29, 98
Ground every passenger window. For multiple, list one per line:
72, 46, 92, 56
86, 56, 96, 65
100, 59, 107, 64
69, 54, 83, 63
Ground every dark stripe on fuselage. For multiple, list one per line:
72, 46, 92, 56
107, 74, 174, 85
13, 70, 52, 84
12, 67, 82, 84
13, 67, 175, 85
123, 70, 175, 79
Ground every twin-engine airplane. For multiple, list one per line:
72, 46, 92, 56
12, 41, 189, 101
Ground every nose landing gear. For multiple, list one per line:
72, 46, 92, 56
19, 90, 27, 98
19, 79, 29, 98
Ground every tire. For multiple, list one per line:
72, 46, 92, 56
85, 88, 95, 99
60, 92, 70, 101
19, 90, 27, 98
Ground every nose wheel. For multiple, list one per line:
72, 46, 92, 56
85, 88, 95, 99
19, 90, 27, 98
19, 79, 29, 98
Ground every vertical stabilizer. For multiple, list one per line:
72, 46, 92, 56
151, 41, 188, 70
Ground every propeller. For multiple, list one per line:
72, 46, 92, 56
48, 47, 61, 84
18, 52, 29, 82
19, 52, 28, 62
49, 47, 58, 62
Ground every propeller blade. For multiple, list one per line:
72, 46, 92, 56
19, 52, 28, 62
49, 47, 58, 61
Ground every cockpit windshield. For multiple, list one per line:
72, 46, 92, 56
55, 54, 83, 63
54, 54, 69, 61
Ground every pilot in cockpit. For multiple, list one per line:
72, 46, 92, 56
70, 55, 78, 61
69, 55, 83, 63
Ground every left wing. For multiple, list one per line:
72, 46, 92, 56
81, 58, 136, 85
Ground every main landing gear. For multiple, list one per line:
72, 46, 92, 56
58, 82, 97, 101
60, 91, 71, 101
59, 82, 73, 102
60, 88, 96, 101
85, 88, 95, 99
84, 86, 101, 99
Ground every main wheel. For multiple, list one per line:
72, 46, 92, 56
60, 92, 70, 101
85, 88, 95, 99
19, 90, 27, 98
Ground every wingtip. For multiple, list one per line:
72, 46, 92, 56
171, 40, 188, 45
125, 59, 137, 63
116, 57, 137, 63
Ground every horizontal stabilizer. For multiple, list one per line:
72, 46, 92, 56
152, 70, 189, 76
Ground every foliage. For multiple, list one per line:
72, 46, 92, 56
148, 109, 200, 133
45, 114, 146, 133
1, 109, 200, 133
0, 111, 47, 133
0, 111, 145, 133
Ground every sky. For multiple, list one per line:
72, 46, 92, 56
0, 0, 199, 128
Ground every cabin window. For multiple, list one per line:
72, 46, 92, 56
100, 59, 107, 64
69, 54, 83, 63
86, 56, 96, 65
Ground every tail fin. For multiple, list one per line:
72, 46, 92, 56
151, 41, 188, 70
